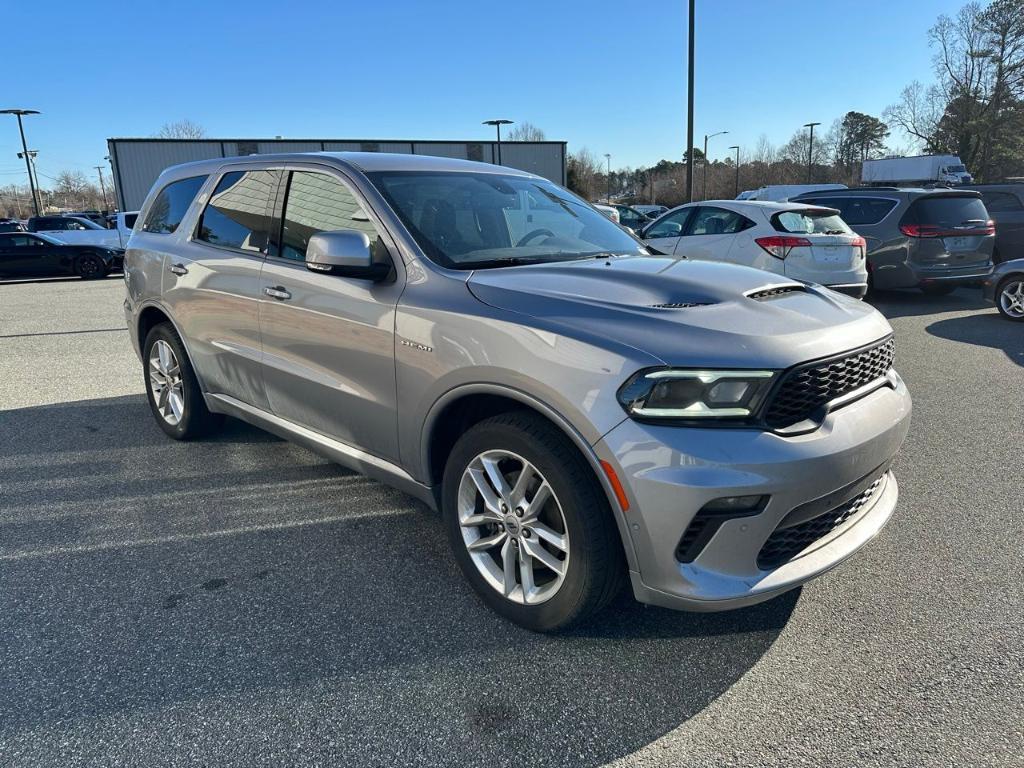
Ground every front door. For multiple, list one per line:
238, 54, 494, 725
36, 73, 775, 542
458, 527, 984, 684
0, 234, 62, 277
258, 166, 403, 462
642, 207, 693, 255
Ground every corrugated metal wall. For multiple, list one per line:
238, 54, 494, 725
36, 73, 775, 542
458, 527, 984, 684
107, 138, 566, 210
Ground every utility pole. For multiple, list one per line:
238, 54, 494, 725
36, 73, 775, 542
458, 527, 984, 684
604, 154, 612, 202
94, 165, 109, 211
804, 121, 821, 184
483, 119, 513, 166
728, 145, 740, 197
685, 0, 696, 203
1, 109, 42, 216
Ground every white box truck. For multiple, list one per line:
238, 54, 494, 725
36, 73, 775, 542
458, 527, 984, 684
861, 155, 972, 186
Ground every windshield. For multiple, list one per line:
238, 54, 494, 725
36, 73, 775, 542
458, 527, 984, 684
367, 171, 644, 269
773, 209, 852, 235
947, 164, 967, 173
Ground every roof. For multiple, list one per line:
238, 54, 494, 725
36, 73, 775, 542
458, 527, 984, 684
790, 187, 982, 198
154, 151, 539, 184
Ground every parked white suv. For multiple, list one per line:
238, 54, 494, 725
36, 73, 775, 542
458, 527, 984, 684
640, 200, 869, 298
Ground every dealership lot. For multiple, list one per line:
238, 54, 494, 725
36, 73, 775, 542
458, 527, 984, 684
0, 278, 1020, 767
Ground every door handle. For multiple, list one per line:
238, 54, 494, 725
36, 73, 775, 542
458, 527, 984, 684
264, 285, 292, 301
168, 262, 188, 276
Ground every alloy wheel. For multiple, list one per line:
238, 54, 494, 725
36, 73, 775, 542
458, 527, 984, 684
456, 450, 570, 605
999, 280, 1024, 319
148, 339, 185, 425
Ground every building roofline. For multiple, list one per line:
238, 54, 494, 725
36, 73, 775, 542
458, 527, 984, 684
107, 136, 567, 146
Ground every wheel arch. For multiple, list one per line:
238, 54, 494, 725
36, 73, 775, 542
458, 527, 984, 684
134, 301, 211, 396
421, 384, 638, 570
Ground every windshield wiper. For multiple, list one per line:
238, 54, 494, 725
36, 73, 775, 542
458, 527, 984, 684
457, 256, 550, 270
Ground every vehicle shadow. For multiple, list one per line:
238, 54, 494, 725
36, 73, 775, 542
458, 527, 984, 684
867, 287, 992, 320
0, 395, 797, 766
925, 311, 1024, 368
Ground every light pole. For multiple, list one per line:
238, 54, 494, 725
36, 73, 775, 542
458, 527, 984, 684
728, 145, 740, 197
482, 119, 513, 166
685, 0, 695, 203
604, 153, 611, 202
1, 108, 41, 216
94, 166, 109, 211
803, 121, 820, 183
702, 130, 728, 200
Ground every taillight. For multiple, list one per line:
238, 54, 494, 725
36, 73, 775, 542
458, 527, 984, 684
850, 235, 867, 258
755, 235, 812, 260
983, 219, 996, 235
899, 223, 940, 237
901, 220, 996, 237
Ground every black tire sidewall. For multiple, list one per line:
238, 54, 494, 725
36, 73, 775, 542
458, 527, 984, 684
442, 414, 621, 631
77, 254, 106, 279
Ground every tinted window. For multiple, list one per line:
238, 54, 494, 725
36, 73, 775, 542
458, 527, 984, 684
773, 209, 852, 235
910, 196, 989, 227
278, 171, 382, 262
981, 191, 1023, 213
0, 234, 40, 247
124, 213, 139, 229
686, 206, 751, 235
196, 170, 279, 253
645, 208, 691, 239
142, 175, 208, 234
802, 196, 897, 226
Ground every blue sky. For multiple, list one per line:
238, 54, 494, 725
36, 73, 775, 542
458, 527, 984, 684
3, 0, 966, 187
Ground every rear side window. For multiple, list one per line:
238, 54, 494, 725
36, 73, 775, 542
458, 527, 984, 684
802, 197, 897, 226
980, 191, 1023, 213
906, 196, 989, 227
196, 170, 280, 253
773, 209, 852, 235
142, 175, 208, 234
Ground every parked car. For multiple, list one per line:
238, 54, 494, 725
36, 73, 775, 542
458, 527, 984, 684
639, 200, 868, 298
792, 188, 994, 294
960, 183, 1024, 263
592, 203, 620, 223
0, 231, 123, 279
63, 210, 109, 227
738, 184, 848, 202
633, 204, 669, 219
26, 215, 125, 250
607, 203, 651, 232
862, 154, 972, 186
105, 211, 140, 244
124, 152, 910, 631
982, 258, 1024, 321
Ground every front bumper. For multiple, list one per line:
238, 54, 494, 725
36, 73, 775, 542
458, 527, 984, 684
595, 371, 911, 611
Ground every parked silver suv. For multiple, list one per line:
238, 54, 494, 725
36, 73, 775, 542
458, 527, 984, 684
124, 153, 911, 631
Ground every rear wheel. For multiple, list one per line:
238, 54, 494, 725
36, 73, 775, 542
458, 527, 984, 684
143, 323, 223, 439
76, 254, 107, 280
996, 277, 1024, 321
442, 412, 624, 632
920, 283, 955, 296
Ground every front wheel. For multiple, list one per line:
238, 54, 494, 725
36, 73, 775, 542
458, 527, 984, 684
996, 276, 1024, 321
76, 254, 107, 280
442, 412, 624, 631
143, 323, 223, 439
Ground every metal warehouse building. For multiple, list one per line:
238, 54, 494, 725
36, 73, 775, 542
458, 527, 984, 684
106, 138, 567, 211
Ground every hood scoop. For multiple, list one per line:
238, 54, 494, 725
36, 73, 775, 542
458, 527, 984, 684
650, 301, 713, 309
747, 285, 807, 301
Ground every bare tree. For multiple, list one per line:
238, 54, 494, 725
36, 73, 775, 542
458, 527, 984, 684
506, 122, 546, 142
567, 147, 602, 199
884, 81, 943, 151
157, 119, 207, 139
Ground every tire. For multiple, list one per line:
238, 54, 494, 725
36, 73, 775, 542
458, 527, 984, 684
920, 283, 955, 296
442, 411, 625, 631
995, 276, 1024, 322
76, 253, 107, 280
142, 323, 223, 440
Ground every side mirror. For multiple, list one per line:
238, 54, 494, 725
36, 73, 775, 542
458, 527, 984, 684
306, 230, 390, 281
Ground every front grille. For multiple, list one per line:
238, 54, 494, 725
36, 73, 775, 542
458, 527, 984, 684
763, 337, 895, 429
757, 476, 885, 569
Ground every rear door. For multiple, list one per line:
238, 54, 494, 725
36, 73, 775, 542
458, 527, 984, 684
979, 190, 1024, 262
674, 206, 752, 263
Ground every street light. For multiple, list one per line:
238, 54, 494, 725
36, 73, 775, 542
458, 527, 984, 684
1, 108, 41, 216
94, 165, 109, 211
604, 153, 611, 203
803, 121, 821, 183
482, 119, 513, 166
702, 130, 728, 200
728, 145, 740, 197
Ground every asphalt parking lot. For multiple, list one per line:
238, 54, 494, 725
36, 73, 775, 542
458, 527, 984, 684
0, 276, 1020, 767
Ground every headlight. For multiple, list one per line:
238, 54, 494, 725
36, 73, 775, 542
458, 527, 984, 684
617, 368, 776, 421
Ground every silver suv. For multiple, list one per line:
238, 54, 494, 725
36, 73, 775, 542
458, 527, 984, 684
124, 153, 911, 631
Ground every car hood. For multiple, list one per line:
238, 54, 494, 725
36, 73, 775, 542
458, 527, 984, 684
466, 256, 893, 368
